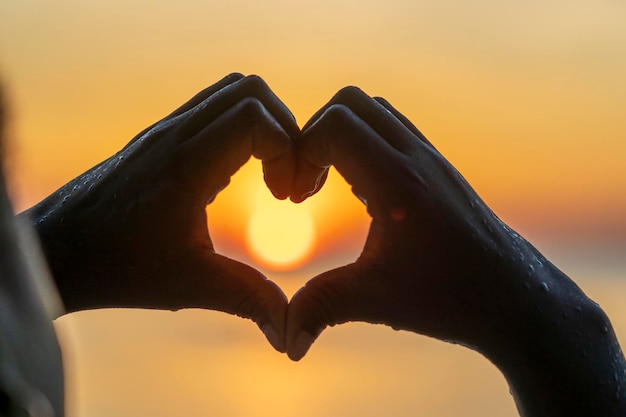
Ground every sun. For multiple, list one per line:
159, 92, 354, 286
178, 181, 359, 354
246, 196, 316, 271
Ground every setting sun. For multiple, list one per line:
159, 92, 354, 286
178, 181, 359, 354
246, 194, 316, 271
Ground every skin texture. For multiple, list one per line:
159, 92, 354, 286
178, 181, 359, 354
20, 74, 298, 353
286, 87, 626, 416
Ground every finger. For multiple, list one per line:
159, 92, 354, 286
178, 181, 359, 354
159, 254, 289, 352
168, 73, 245, 117
176, 97, 295, 200
289, 159, 329, 204
179, 74, 300, 141
286, 263, 382, 361
293, 104, 425, 217
123, 73, 246, 150
372, 96, 435, 149
208, 255, 289, 353
302, 86, 420, 155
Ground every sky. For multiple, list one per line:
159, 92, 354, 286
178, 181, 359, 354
1, 0, 625, 246
1, 1, 625, 416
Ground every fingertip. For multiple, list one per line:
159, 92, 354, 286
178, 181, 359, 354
262, 323, 286, 353
287, 331, 315, 361
226, 72, 245, 80
289, 194, 307, 204
292, 159, 328, 203
262, 151, 296, 202
272, 192, 289, 201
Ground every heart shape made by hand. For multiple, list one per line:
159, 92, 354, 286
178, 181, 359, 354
25, 74, 549, 365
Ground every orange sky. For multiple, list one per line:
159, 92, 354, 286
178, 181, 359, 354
1, 2, 626, 416
1, 1, 625, 250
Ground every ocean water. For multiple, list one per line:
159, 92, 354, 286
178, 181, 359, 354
55, 248, 626, 417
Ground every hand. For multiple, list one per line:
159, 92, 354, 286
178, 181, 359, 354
287, 85, 545, 357
286, 87, 626, 415
22, 74, 296, 352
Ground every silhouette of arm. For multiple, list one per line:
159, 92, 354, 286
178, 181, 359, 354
20, 73, 298, 352
287, 86, 626, 416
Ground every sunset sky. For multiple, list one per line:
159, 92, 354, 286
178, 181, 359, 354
1, 1, 625, 416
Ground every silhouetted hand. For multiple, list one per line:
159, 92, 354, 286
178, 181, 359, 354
287, 87, 626, 416
22, 74, 296, 352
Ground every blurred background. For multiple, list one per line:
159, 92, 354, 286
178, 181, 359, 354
1, 1, 625, 416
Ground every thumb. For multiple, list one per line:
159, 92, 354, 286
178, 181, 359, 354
286, 263, 370, 361
207, 255, 289, 353
159, 253, 289, 353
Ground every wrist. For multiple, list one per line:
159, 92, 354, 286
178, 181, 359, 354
19, 200, 93, 313
482, 264, 626, 416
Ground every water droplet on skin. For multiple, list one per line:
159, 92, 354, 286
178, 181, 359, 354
603, 326, 610, 334
469, 200, 476, 208
575, 306, 583, 313
524, 282, 531, 290
541, 282, 549, 293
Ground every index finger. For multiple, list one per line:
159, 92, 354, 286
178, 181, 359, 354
123, 73, 245, 150
296, 104, 427, 220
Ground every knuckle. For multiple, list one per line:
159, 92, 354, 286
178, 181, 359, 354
372, 95, 388, 105
238, 96, 265, 115
234, 98, 269, 130
234, 289, 263, 321
305, 282, 349, 328
242, 74, 268, 93
226, 72, 245, 81
322, 104, 353, 127
333, 85, 367, 104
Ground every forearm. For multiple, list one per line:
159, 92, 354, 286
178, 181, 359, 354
17, 199, 99, 313
484, 266, 626, 416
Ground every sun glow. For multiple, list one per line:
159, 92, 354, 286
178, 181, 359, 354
246, 193, 316, 271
